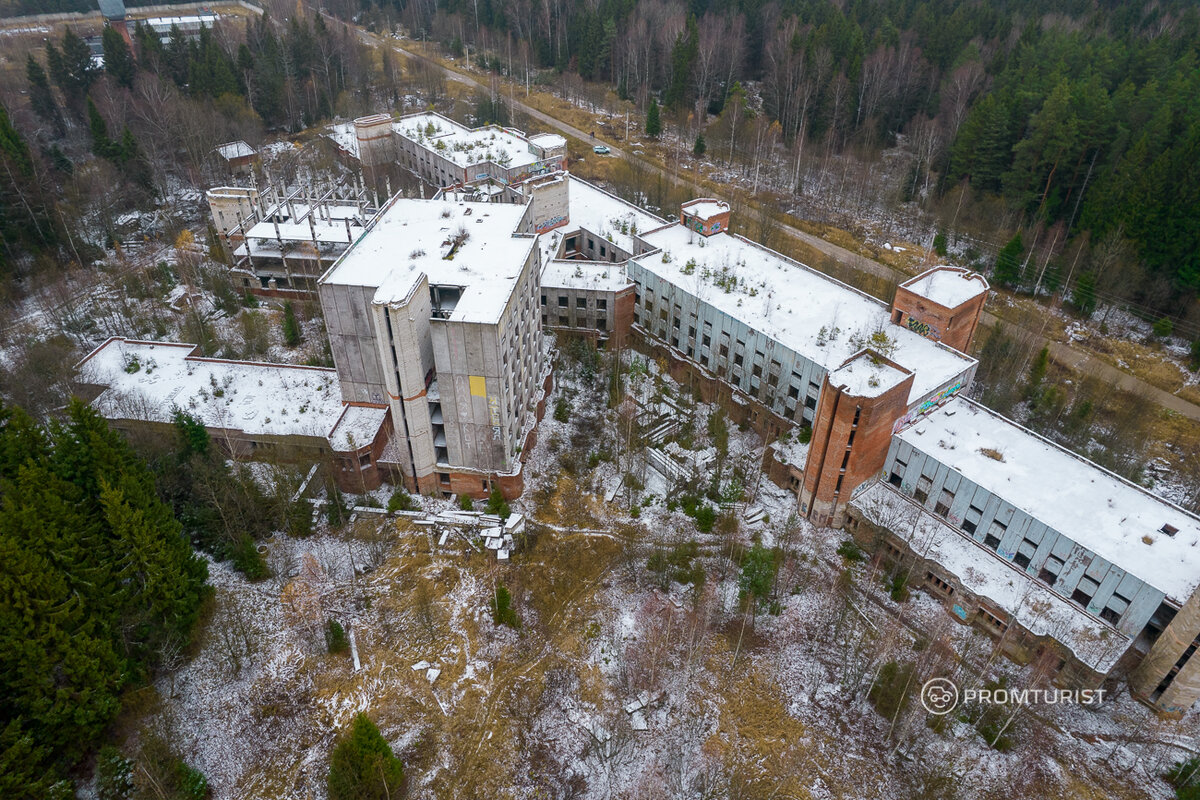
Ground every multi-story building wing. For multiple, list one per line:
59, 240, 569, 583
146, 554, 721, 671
626, 200, 982, 525
356, 112, 567, 188
318, 196, 544, 497
847, 398, 1200, 713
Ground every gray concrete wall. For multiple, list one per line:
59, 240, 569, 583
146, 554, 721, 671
1132, 586, 1200, 714
320, 282, 388, 404
882, 438, 1165, 638
627, 260, 828, 427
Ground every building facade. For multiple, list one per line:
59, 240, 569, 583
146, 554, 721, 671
318, 196, 546, 498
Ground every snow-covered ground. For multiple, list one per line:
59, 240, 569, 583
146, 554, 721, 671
118, 345, 1200, 799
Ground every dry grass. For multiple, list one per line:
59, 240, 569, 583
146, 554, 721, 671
979, 447, 1005, 462
1080, 337, 1190, 395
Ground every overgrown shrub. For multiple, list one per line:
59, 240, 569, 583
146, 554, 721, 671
326, 619, 349, 653
798, 426, 812, 444
837, 539, 865, 562
738, 543, 777, 611
647, 540, 705, 588
327, 713, 405, 800
868, 660, 915, 720
459, 493, 474, 511
231, 534, 269, 580
1166, 757, 1200, 800
282, 301, 302, 346
694, 504, 716, 533
492, 585, 521, 628
486, 487, 511, 519
1154, 317, 1175, 338
95, 746, 134, 800
387, 489, 416, 513
553, 396, 570, 422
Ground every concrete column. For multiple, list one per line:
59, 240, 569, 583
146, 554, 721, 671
1132, 586, 1200, 716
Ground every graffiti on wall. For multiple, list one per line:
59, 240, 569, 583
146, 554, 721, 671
892, 380, 964, 433
489, 393, 501, 441
535, 215, 568, 234
905, 315, 941, 340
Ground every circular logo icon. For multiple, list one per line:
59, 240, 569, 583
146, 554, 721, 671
920, 677, 960, 715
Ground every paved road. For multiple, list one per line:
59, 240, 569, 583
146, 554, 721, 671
350, 24, 1200, 423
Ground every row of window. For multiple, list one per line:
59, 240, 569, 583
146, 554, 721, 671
890, 459, 1131, 627
542, 294, 609, 310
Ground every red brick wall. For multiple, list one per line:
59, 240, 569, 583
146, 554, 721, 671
612, 286, 635, 347
330, 406, 394, 494
892, 285, 986, 354
801, 365, 913, 526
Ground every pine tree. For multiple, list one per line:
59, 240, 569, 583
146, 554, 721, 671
327, 714, 405, 800
693, 133, 706, 157
48, 30, 98, 111
282, 301, 302, 346
26, 56, 63, 134
645, 98, 662, 138
1072, 271, 1097, 317
87, 97, 115, 160
993, 233, 1024, 287
0, 102, 61, 270
102, 26, 136, 89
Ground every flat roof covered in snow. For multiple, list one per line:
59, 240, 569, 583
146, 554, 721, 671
633, 225, 975, 405
325, 122, 359, 158
852, 482, 1132, 673
215, 140, 255, 160
529, 133, 566, 148
902, 267, 988, 308
560, 176, 664, 256
541, 260, 631, 293
320, 197, 534, 324
77, 338, 384, 450
393, 112, 542, 171
897, 398, 1200, 602
828, 352, 911, 398
681, 198, 729, 219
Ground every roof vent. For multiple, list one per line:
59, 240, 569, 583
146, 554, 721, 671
1161, 524, 1179, 537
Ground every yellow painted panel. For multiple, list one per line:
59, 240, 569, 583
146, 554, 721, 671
469, 375, 487, 397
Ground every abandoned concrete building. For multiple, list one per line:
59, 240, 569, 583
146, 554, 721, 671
94, 114, 1200, 714
207, 182, 376, 297
346, 111, 568, 188
317, 195, 546, 499
844, 399, 1200, 716
76, 338, 391, 493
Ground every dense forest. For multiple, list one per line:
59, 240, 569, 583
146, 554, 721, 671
347, 0, 1200, 319
0, 402, 209, 797
0, 11, 374, 286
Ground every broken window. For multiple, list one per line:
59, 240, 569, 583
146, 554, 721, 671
934, 489, 954, 518
962, 505, 983, 535
1039, 555, 1064, 586
1014, 538, 1039, 569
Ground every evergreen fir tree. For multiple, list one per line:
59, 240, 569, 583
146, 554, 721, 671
0, 400, 209, 793
693, 133, 706, 157
26, 55, 63, 134
49, 30, 98, 110
282, 301, 302, 346
87, 98, 115, 160
102, 26, 136, 89
993, 233, 1024, 287
645, 98, 662, 138
1072, 271, 1097, 317
327, 713, 405, 800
